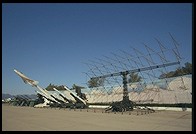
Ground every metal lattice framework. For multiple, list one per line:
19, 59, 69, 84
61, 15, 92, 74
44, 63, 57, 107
83, 34, 190, 112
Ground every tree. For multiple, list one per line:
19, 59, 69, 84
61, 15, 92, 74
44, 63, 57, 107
128, 72, 142, 83
56, 85, 65, 90
87, 77, 105, 88
71, 84, 84, 95
45, 83, 64, 91
72, 84, 85, 90
159, 62, 192, 79
45, 83, 56, 91
71, 84, 87, 100
184, 62, 192, 74
173, 67, 184, 77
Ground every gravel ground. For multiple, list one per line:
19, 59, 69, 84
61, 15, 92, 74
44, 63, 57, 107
2, 104, 192, 131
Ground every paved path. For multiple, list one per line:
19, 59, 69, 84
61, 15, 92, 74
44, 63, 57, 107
2, 104, 192, 131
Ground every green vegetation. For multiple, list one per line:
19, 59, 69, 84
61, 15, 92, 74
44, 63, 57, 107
159, 62, 192, 79
71, 84, 85, 90
87, 72, 142, 88
128, 72, 142, 83
87, 77, 105, 88
45, 83, 64, 91
45, 62, 191, 90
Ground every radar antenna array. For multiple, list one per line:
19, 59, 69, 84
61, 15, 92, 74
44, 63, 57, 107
84, 34, 183, 112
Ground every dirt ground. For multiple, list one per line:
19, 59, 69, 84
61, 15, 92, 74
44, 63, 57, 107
2, 104, 192, 131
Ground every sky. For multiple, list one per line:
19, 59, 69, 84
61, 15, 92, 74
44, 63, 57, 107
2, 3, 192, 95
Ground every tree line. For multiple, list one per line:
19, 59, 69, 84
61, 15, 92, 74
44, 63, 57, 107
87, 62, 192, 88
45, 62, 192, 89
159, 62, 192, 79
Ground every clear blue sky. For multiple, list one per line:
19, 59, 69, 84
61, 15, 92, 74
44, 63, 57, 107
2, 3, 192, 95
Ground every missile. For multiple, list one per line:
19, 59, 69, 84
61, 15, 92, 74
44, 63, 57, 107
14, 69, 86, 106
36, 85, 61, 104
36, 91, 57, 104
14, 69, 39, 87
53, 88, 76, 103
63, 85, 87, 105
36, 90, 65, 104
14, 69, 60, 104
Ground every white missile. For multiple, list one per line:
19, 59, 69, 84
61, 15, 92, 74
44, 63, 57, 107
14, 69, 39, 87
14, 69, 60, 104
36, 85, 60, 104
13, 69, 86, 106
53, 88, 76, 103
63, 85, 87, 105
36, 91, 55, 103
